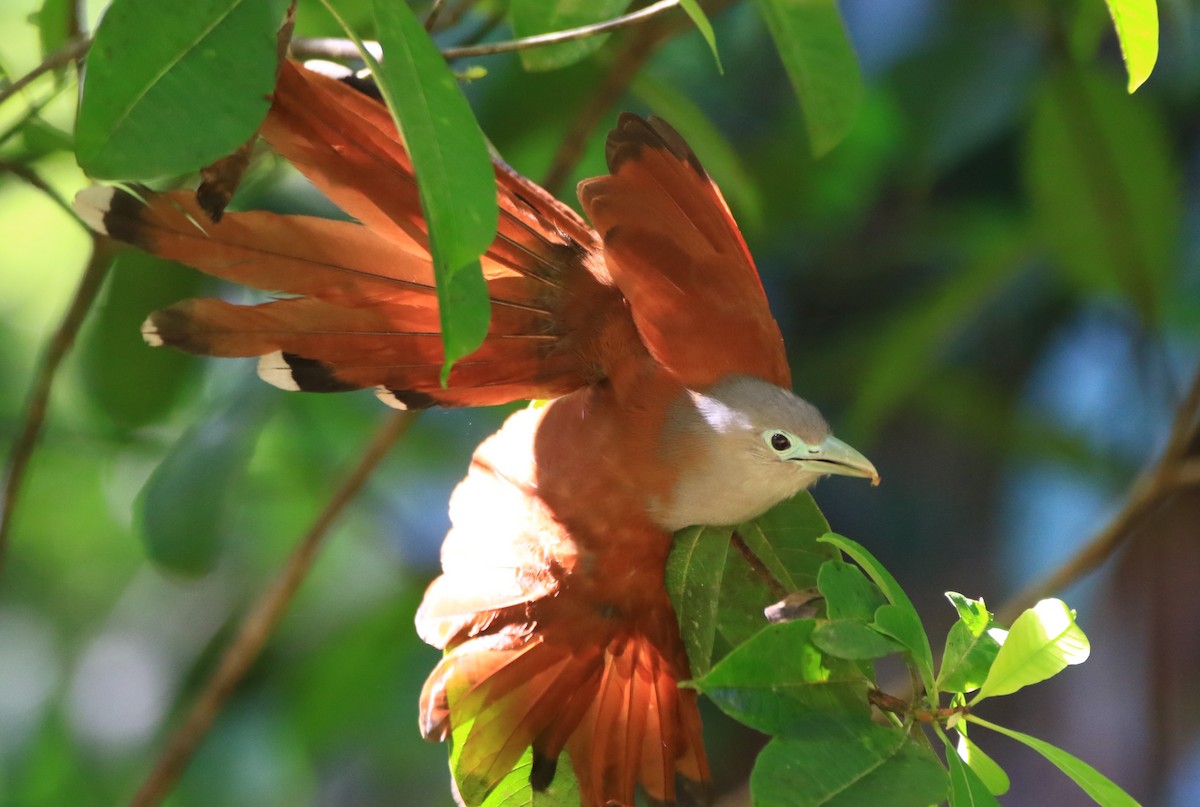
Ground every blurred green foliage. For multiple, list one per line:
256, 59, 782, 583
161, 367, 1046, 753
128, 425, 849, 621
1, 0, 1196, 805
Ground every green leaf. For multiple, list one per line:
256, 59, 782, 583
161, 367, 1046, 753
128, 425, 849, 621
691, 620, 869, 736
969, 716, 1142, 807
80, 251, 204, 430
973, 598, 1089, 704
1103, 0, 1158, 92
819, 534, 935, 692
938, 728, 1002, 807
452, 739, 580, 807
751, 717, 948, 807
357, 0, 498, 382
736, 493, 835, 591
76, 0, 288, 178
957, 733, 1010, 796
628, 73, 762, 232
35, 0, 74, 60
677, 0, 723, 73
752, 0, 863, 156
137, 381, 274, 574
937, 593, 1004, 694
509, 0, 630, 71
1024, 65, 1178, 323
665, 524, 732, 677
811, 621, 902, 661
818, 560, 885, 621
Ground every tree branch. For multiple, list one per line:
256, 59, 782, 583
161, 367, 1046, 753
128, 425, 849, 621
128, 411, 413, 807
0, 35, 89, 108
997, 364, 1200, 624
0, 236, 116, 576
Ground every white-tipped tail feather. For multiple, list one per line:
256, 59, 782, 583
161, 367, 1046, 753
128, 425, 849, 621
256, 350, 302, 391
375, 386, 409, 410
73, 185, 116, 236
140, 316, 164, 347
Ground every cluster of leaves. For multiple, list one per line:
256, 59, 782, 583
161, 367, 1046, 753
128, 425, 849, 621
665, 496, 1133, 807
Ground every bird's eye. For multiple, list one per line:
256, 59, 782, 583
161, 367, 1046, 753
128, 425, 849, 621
770, 432, 792, 452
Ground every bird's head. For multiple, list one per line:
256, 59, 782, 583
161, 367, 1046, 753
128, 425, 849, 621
652, 375, 878, 531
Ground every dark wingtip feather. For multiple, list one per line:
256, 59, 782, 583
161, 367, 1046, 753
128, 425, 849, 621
604, 114, 705, 177
529, 750, 558, 791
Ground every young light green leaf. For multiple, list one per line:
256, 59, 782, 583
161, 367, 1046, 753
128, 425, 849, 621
752, 717, 948, 807
509, 0, 631, 71
666, 524, 732, 677
957, 733, 1010, 796
352, 0, 497, 382
452, 722, 580, 806
752, 0, 863, 156
691, 620, 869, 735
677, 0, 723, 72
137, 380, 274, 574
77, 0, 288, 178
938, 728, 1003, 807
1024, 65, 1178, 323
973, 599, 1089, 704
937, 593, 1004, 694
969, 716, 1142, 807
1103, 0, 1158, 92
819, 533, 935, 691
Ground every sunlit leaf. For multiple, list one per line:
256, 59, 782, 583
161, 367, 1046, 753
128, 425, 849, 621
957, 733, 1010, 796
937, 593, 1004, 694
940, 729, 1003, 807
691, 620, 869, 735
1103, 0, 1158, 92
973, 599, 1089, 704
751, 716, 948, 806
341, 0, 498, 382
665, 524, 732, 677
137, 380, 274, 573
1024, 65, 1178, 323
819, 534, 935, 691
76, 0, 288, 178
509, 0, 630, 71
969, 717, 1141, 807
452, 737, 580, 807
752, 0, 863, 155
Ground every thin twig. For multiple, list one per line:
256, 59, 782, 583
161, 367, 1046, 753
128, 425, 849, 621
730, 530, 788, 601
997, 364, 1200, 624
291, 0, 683, 64
128, 411, 412, 807
0, 237, 117, 575
0, 36, 89, 108
424, 0, 449, 31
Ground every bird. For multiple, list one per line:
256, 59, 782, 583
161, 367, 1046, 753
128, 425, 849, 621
74, 60, 879, 807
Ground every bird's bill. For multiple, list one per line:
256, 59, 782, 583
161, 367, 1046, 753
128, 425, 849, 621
795, 435, 880, 486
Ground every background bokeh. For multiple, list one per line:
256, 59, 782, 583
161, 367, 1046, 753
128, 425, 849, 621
1, 1, 1198, 805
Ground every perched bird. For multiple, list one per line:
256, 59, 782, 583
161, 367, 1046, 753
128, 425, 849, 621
75, 61, 878, 806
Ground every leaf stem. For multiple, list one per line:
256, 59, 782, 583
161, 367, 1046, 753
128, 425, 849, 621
128, 411, 413, 807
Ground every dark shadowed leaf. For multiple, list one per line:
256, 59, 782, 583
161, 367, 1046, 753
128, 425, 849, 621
692, 620, 869, 735
752, 0, 863, 155
509, 0, 630, 71
80, 251, 205, 430
137, 380, 274, 574
751, 716, 948, 806
736, 492, 835, 591
359, 0, 497, 382
1024, 65, 1177, 322
969, 717, 1140, 807
666, 524, 732, 677
812, 621, 902, 661
818, 560, 885, 621
76, 0, 288, 178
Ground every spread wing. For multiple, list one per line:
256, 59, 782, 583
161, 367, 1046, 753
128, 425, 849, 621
577, 113, 791, 390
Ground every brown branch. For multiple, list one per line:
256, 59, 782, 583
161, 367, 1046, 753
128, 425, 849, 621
997, 364, 1200, 625
128, 411, 413, 807
730, 530, 788, 601
424, 0, 450, 31
0, 36, 89, 108
0, 236, 116, 576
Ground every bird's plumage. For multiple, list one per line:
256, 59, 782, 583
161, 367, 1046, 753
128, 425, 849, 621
74, 61, 876, 806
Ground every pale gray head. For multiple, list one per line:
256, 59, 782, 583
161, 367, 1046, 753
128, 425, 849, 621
651, 375, 878, 531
